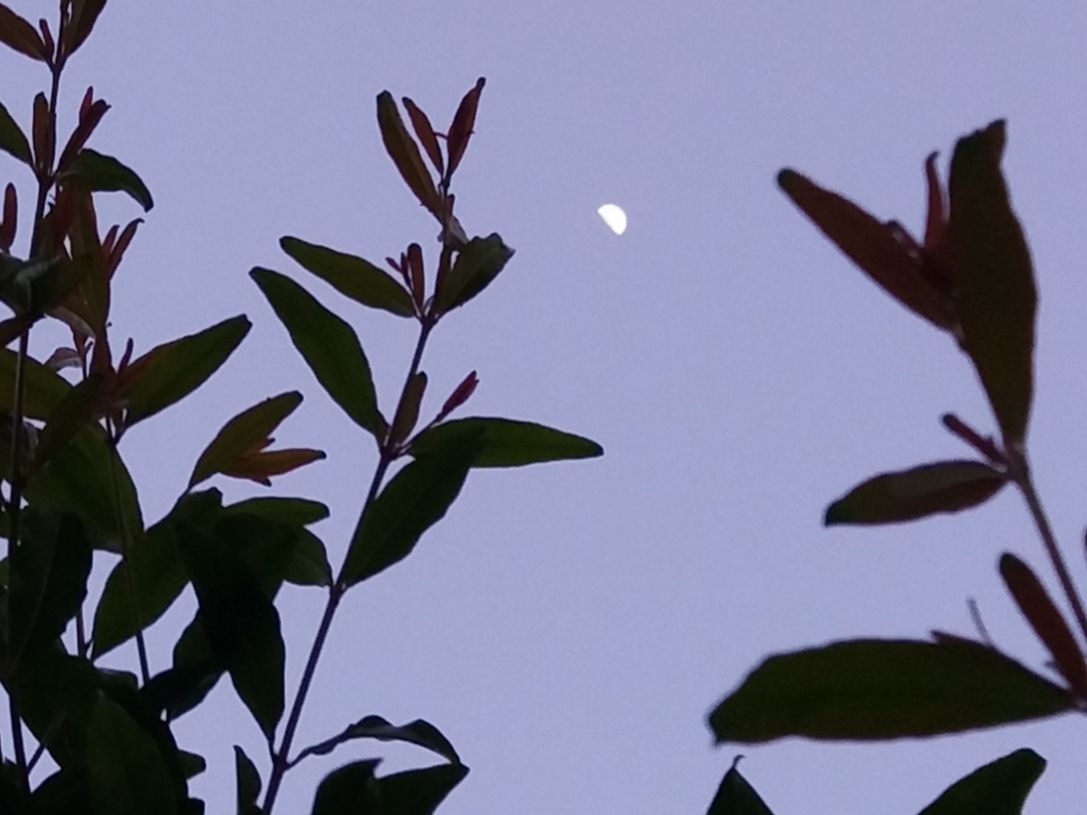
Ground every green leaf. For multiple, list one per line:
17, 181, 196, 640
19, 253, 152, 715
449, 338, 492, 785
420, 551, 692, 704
9, 511, 92, 665
178, 521, 285, 739
281, 236, 415, 317
411, 417, 603, 467
918, 748, 1045, 815
188, 391, 303, 489
342, 433, 481, 587
251, 267, 380, 436
124, 315, 251, 428
296, 715, 460, 766
87, 695, 178, 815
433, 234, 514, 314
34, 373, 107, 471
706, 759, 775, 815
142, 617, 223, 722
218, 510, 329, 592
708, 639, 1074, 744
234, 745, 262, 815
0, 99, 31, 166
376, 763, 469, 815
224, 496, 329, 526
0, 5, 47, 62
60, 148, 154, 212
311, 759, 381, 815
0, 348, 71, 420
223, 497, 332, 586
948, 121, 1036, 445
824, 460, 1007, 526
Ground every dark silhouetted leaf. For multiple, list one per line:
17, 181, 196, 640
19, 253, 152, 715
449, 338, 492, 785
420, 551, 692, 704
311, 759, 381, 814
918, 748, 1045, 815
0, 347, 71, 419
342, 434, 480, 587
222, 447, 325, 486
251, 267, 380, 437
224, 495, 329, 526
0, 100, 31, 165
709, 639, 1074, 743
60, 148, 154, 212
223, 497, 331, 586
377, 763, 469, 815
281, 237, 415, 318
178, 522, 285, 739
778, 168, 956, 332
234, 745, 262, 815
389, 372, 427, 446
34, 373, 106, 471
295, 715, 460, 767
123, 315, 251, 428
824, 460, 1007, 525
142, 617, 223, 723
446, 78, 485, 180
0, 4, 46, 61
86, 696, 177, 815
377, 91, 441, 216
410, 416, 603, 467
1000, 553, 1087, 698
706, 759, 775, 815
61, 0, 107, 58
189, 391, 303, 488
948, 121, 1036, 445
433, 234, 513, 314
403, 97, 443, 175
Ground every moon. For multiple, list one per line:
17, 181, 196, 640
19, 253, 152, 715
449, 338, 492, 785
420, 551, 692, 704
597, 203, 627, 235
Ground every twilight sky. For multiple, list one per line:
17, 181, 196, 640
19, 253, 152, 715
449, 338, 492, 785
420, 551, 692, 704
6, 2, 1087, 813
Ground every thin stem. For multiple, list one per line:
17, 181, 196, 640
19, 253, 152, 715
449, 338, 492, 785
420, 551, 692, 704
261, 322, 434, 814
1011, 455, 1087, 646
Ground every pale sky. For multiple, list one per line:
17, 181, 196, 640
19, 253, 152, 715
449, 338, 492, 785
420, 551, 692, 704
5, 2, 1087, 813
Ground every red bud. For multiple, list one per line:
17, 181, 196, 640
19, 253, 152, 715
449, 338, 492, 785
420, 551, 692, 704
32, 92, 54, 175
38, 19, 54, 62
403, 97, 444, 176
437, 370, 478, 421
407, 242, 424, 308
0, 183, 16, 251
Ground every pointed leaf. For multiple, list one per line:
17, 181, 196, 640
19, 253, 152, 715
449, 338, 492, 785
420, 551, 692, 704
86, 696, 177, 815
446, 77, 485, 180
0, 100, 31, 166
918, 748, 1045, 815
824, 460, 1007, 526
403, 97, 444, 175
34, 372, 107, 471
224, 496, 329, 526
1000, 553, 1087, 698
709, 639, 1074, 744
223, 497, 331, 586
311, 759, 382, 815
251, 267, 380, 436
189, 391, 303, 488
281, 237, 415, 317
433, 233, 513, 314
61, 0, 107, 58
0, 347, 71, 419
778, 169, 956, 331
411, 416, 603, 467
0, 4, 47, 61
123, 315, 251, 428
234, 745, 262, 815
342, 433, 481, 587
376, 91, 441, 216
296, 715, 460, 767
706, 759, 776, 815
60, 148, 154, 211
376, 763, 469, 815
948, 121, 1036, 445
222, 447, 326, 486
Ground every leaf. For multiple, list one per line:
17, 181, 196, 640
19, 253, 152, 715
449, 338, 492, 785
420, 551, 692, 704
8, 511, 92, 665
188, 391, 303, 488
999, 553, 1087, 698
918, 748, 1045, 815
403, 97, 444, 175
433, 233, 514, 314
376, 763, 469, 815
178, 521, 285, 739
296, 715, 460, 766
142, 617, 223, 722
824, 460, 1007, 525
948, 121, 1036, 445
777, 168, 957, 332
0, 347, 72, 419
311, 759, 381, 815
86, 695, 178, 815
222, 447, 326, 486
706, 759, 776, 815
341, 433, 481, 587
708, 639, 1074, 744
60, 148, 154, 212
61, 0, 107, 58
446, 77, 485, 180
123, 315, 251, 428
223, 497, 331, 586
223, 496, 329, 526
234, 745, 262, 815
251, 267, 380, 436
410, 416, 603, 467
376, 91, 441, 216
34, 373, 107, 471
0, 99, 31, 165
0, 4, 46, 62
280, 237, 415, 318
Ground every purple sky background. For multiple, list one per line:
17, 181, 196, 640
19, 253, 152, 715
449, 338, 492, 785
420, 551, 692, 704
5, 2, 1087, 812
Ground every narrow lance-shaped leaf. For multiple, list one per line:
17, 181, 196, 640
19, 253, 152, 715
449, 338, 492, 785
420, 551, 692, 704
234, 745, 262, 815
411, 416, 603, 467
61, 0, 107, 59
122, 315, 251, 428
709, 638, 1074, 744
377, 91, 442, 216
222, 447, 326, 487
388, 372, 427, 447
60, 148, 154, 212
777, 168, 956, 332
706, 759, 776, 815
251, 267, 381, 437
948, 121, 1036, 446
446, 77, 486, 180
918, 748, 1046, 815
433, 233, 513, 315
0, 99, 32, 165
188, 391, 303, 488
0, 4, 47, 61
280, 236, 415, 318
999, 553, 1087, 698
824, 460, 1007, 526
294, 715, 460, 767
403, 97, 444, 175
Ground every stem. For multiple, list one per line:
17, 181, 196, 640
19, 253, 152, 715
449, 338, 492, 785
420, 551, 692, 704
261, 323, 434, 814
1011, 455, 1087, 646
